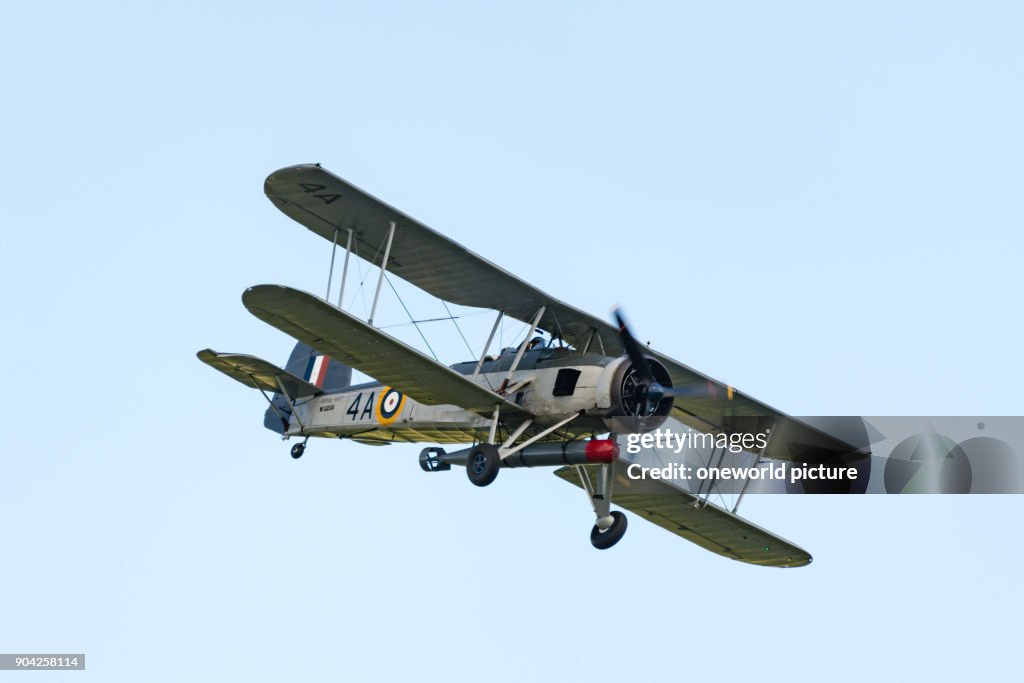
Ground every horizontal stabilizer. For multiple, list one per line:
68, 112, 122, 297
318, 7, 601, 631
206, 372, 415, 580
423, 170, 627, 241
554, 465, 811, 567
197, 349, 322, 399
241, 285, 529, 417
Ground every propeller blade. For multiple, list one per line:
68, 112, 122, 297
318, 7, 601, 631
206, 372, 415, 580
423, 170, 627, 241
612, 307, 656, 385
662, 382, 735, 401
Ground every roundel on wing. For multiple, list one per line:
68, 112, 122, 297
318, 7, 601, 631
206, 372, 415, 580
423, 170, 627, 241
375, 387, 406, 425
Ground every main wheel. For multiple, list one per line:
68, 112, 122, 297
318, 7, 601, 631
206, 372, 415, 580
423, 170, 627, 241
291, 443, 305, 459
466, 444, 500, 487
590, 511, 627, 549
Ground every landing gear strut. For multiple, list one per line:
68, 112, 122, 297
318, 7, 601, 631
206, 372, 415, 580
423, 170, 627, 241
575, 452, 628, 550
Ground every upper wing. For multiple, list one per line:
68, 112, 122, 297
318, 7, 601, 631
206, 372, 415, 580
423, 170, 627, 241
265, 164, 623, 354
242, 284, 529, 417
646, 351, 869, 461
265, 164, 864, 460
554, 465, 812, 567
197, 349, 321, 399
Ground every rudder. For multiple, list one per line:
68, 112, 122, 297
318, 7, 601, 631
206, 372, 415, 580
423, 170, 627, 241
263, 342, 352, 433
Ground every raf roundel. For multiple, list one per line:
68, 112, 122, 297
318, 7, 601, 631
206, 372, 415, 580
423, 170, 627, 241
375, 387, 406, 425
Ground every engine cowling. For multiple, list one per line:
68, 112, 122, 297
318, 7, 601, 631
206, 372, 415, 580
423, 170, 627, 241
599, 355, 674, 434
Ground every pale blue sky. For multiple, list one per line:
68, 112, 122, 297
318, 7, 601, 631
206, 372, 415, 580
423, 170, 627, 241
2, 2, 1022, 681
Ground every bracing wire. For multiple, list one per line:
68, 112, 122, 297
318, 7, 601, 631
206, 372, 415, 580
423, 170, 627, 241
384, 274, 439, 361
347, 237, 386, 318
440, 299, 497, 390
345, 238, 368, 316
332, 233, 538, 379
442, 300, 478, 361
377, 311, 487, 330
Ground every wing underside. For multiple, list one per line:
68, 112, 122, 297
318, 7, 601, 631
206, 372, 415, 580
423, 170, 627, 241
197, 349, 321, 399
242, 284, 529, 417
264, 165, 623, 355
554, 464, 812, 567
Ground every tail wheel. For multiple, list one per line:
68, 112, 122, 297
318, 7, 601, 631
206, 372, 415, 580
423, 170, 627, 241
466, 444, 500, 487
590, 511, 627, 550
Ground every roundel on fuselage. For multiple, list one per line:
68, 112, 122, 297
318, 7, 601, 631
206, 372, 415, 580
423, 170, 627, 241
375, 387, 406, 425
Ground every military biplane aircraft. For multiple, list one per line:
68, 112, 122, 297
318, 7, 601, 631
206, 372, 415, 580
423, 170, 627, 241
199, 164, 864, 567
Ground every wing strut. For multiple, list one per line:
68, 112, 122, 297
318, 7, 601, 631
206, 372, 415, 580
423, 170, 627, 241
500, 305, 545, 391
580, 328, 596, 354
473, 311, 504, 378
273, 375, 305, 432
487, 406, 500, 444
325, 226, 339, 299
337, 228, 354, 307
732, 419, 778, 513
498, 411, 581, 459
696, 445, 729, 509
322, 224, 357, 310
368, 220, 396, 325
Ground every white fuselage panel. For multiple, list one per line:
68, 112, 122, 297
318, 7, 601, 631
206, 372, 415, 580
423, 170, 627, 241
288, 365, 609, 438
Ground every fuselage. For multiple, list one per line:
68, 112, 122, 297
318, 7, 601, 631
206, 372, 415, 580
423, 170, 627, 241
287, 346, 640, 444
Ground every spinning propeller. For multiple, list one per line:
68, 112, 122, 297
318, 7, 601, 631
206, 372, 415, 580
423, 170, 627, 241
612, 307, 729, 415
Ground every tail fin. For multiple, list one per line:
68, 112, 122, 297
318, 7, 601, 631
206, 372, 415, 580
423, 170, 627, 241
264, 342, 352, 434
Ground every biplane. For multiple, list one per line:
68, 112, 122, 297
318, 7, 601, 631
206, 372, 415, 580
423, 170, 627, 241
199, 164, 865, 567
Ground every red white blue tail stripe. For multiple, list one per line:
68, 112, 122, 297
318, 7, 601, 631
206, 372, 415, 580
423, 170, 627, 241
304, 355, 331, 388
